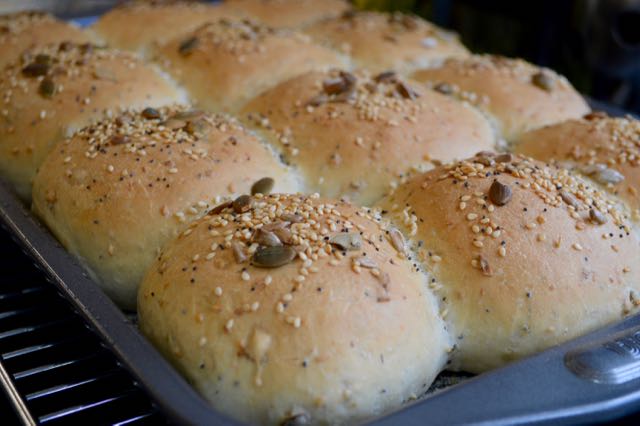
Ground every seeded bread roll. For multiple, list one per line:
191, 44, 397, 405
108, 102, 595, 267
224, 0, 351, 28
411, 55, 590, 142
0, 11, 91, 68
0, 42, 184, 200
241, 69, 496, 205
138, 193, 450, 424
156, 18, 348, 113
378, 153, 640, 373
306, 10, 468, 75
516, 112, 640, 222
91, 0, 242, 54
32, 106, 299, 310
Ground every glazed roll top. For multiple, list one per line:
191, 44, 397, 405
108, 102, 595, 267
138, 193, 450, 424
32, 105, 299, 310
241, 69, 496, 205
224, 0, 352, 28
156, 18, 348, 113
91, 0, 242, 54
517, 112, 640, 222
305, 10, 469, 74
411, 55, 590, 142
0, 41, 184, 200
0, 11, 91, 68
378, 152, 640, 373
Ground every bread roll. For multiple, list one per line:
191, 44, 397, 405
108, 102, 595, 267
32, 105, 299, 310
517, 112, 640, 222
305, 10, 469, 74
378, 152, 640, 373
138, 192, 449, 424
156, 18, 348, 112
411, 55, 590, 141
241, 69, 496, 205
0, 42, 184, 200
0, 11, 90, 68
91, 0, 242, 54
224, 0, 351, 28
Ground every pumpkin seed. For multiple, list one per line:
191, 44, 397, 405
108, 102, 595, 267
488, 180, 512, 206
329, 232, 362, 251
356, 257, 377, 268
162, 118, 187, 130
323, 77, 349, 95
495, 153, 513, 163
109, 135, 130, 145
373, 71, 397, 84
388, 228, 405, 255
172, 109, 205, 121
272, 227, 293, 244
232, 241, 247, 263
141, 107, 160, 120
252, 245, 297, 268
34, 54, 51, 65
251, 177, 274, 195
531, 71, 554, 92
179, 36, 199, 56
433, 82, 453, 95
589, 208, 607, 225
38, 78, 56, 98
254, 229, 282, 247
210, 200, 233, 215
22, 62, 49, 77
232, 194, 252, 214
185, 118, 211, 135
396, 81, 419, 100
280, 213, 303, 223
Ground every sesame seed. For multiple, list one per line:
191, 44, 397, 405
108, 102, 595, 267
168, 168, 178, 174
225, 319, 234, 332
459, 202, 467, 210
467, 213, 478, 221
498, 246, 506, 257
572, 243, 583, 251
241, 271, 250, 281
283, 293, 293, 302
473, 240, 484, 248
623, 267, 631, 273
264, 275, 272, 285
251, 301, 260, 311
276, 302, 284, 313
432, 255, 442, 263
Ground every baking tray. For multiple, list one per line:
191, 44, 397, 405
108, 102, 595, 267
0, 6, 639, 423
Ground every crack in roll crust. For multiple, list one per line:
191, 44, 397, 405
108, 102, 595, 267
242, 68, 496, 205
223, 0, 352, 29
139, 193, 450, 424
32, 105, 299, 310
378, 152, 640, 373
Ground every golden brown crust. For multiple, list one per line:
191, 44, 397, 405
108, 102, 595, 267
306, 10, 469, 74
0, 11, 91, 68
517, 113, 640, 221
411, 55, 590, 141
241, 69, 496, 205
224, 0, 351, 28
378, 153, 640, 373
91, 1, 242, 53
156, 18, 348, 113
0, 41, 184, 200
139, 193, 449, 424
32, 105, 299, 310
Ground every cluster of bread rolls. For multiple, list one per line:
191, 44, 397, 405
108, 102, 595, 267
1, 1, 639, 424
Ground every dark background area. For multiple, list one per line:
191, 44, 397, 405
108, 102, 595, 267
357, 0, 640, 115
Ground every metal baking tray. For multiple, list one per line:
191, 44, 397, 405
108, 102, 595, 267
0, 4, 639, 423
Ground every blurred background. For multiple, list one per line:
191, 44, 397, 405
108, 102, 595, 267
356, 0, 640, 114
2, 0, 640, 114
